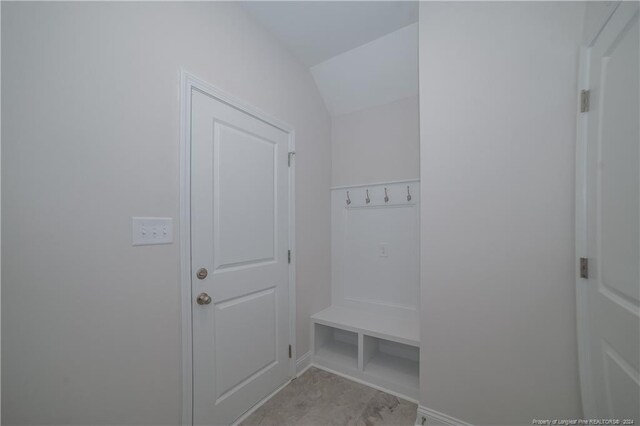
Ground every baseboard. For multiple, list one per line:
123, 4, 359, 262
415, 405, 473, 426
311, 363, 418, 404
235, 358, 462, 426
231, 352, 311, 426
296, 351, 312, 376
231, 379, 291, 426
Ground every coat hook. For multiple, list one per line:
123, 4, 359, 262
384, 188, 389, 203
346, 191, 351, 205
365, 189, 370, 204
407, 186, 412, 202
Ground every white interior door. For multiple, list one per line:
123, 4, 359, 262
580, 2, 639, 421
191, 89, 291, 425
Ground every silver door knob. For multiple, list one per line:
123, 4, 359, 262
196, 293, 212, 305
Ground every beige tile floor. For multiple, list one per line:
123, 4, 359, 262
240, 367, 417, 426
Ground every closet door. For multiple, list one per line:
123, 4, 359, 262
191, 89, 291, 425
580, 2, 639, 421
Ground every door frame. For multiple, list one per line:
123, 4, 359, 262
574, 2, 622, 419
179, 70, 297, 426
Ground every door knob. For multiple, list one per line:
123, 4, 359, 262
196, 293, 212, 305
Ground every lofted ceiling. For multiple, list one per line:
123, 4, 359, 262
242, 1, 419, 116
310, 23, 417, 116
242, 1, 418, 67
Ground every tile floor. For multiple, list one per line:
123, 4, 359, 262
240, 367, 417, 426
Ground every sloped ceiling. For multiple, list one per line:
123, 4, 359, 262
242, 1, 417, 67
243, 1, 418, 116
310, 23, 418, 116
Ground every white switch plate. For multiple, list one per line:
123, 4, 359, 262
132, 217, 173, 246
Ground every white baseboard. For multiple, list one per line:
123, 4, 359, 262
231, 352, 311, 426
296, 351, 312, 376
311, 363, 418, 404
416, 405, 473, 426
236, 358, 468, 426
231, 379, 291, 426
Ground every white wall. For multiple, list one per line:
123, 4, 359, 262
332, 95, 419, 186
1, 3, 331, 424
331, 181, 420, 318
419, 2, 584, 424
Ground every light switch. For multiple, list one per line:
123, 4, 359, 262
132, 217, 173, 246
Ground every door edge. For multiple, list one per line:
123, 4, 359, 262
575, 45, 596, 420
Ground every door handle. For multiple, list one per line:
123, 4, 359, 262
196, 293, 212, 305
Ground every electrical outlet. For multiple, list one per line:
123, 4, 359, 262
132, 217, 173, 246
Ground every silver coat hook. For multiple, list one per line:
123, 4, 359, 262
365, 189, 370, 204
407, 186, 412, 202
384, 188, 389, 203
346, 191, 351, 205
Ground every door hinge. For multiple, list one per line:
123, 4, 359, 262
580, 89, 590, 113
288, 250, 291, 264
288, 345, 292, 359
580, 257, 589, 279
288, 151, 295, 167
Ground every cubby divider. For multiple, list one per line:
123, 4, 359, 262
311, 308, 419, 401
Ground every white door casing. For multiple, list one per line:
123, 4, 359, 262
180, 72, 295, 426
577, 2, 640, 421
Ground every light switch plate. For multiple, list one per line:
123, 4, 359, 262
132, 217, 173, 246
